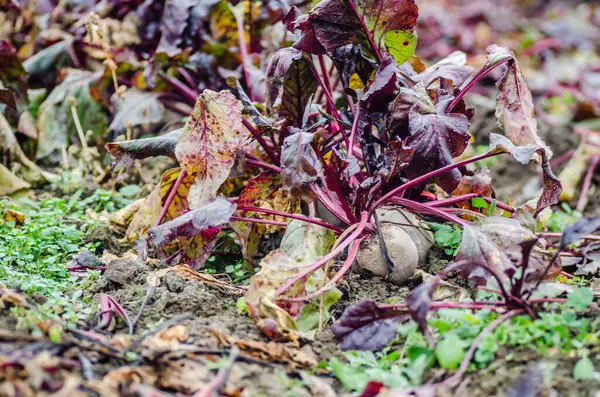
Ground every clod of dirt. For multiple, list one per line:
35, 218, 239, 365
83, 221, 128, 254
104, 258, 145, 286
355, 207, 434, 285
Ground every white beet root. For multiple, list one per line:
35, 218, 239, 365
355, 207, 434, 284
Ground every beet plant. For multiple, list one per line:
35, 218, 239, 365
105, 0, 577, 358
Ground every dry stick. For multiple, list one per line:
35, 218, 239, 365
129, 286, 157, 335
194, 346, 240, 397
577, 153, 600, 212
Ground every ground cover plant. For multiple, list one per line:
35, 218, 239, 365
1, 0, 600, 396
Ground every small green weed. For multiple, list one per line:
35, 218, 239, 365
329, 289, 600, 393
425, 222, 462, 256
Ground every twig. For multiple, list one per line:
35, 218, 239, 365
576, 153, 600, 212
194, 346, 240, 397
129, 286, 156, 335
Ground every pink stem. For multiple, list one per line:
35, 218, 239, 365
177, 67, 197, 91
282, 238, 362, 302
428, 193, 478, 207
229, 216, 287, 227
482, 197, 515, 213
154, 169, 187, 227
389, 198, 469, 226
235, 9, 254, 101
245, 157, 282, 174
446, 58, 510, 114
348, 105, 362, 155
159, 72, 199, 103
577, 153, 600, 212
242, 118, 280, 164
537, 232, 600, 241
347, 1, 382, 63
276, 212, 369, 295
370, 151, 501, 211
236, 205, 344, 233
550, 149, 575, 167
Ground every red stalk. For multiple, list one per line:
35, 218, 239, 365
276, 212, 369, 295
235, 11, 255, 102
370, 151, 502, 211
537, 232, 600, 241
242, 118, 280, 164
427, 193, 478, 207
229, 216, 287, 227
577, 153, 600, 212
550, 148, 575, 167
282, 239, 363, 302
177, 67, 197, 92
236, 205, 344, 233
445, 57, 511, 114
159, 72, 199, 104
347, 1, 382, 64
481, 196, 515, 213
388, 197, 469, 227
245, 158, 282, 174
154, 169, 188, 227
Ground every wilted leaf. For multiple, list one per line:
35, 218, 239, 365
246, 221, 336, 337
487, 45, 552, 157
560, 217, 600, 250
280, 131, 323, 199
415, 51, 474, 88
0, 40, 27, 122
159, 167, 195, 220
36, 69, 108, 163
331, 300, 408, 351
265, 48, 318, 126
175, 89, 248, 209
0, 163, 30, 195
106, 128, 181, 170
126, 184, 163, 241
380, 140, 414, 178
489, 133, 562, 214
404, 97, 470, 192
108, 89, 165, 135
284, 0, 418, 63
155, 0, 220, 56
232, 171, 285, 264
451, 168, 494, 209
280, 219, 335, 264
456, 224, 514, 285
147, 195, 236, 248
212, 329, 317, 368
